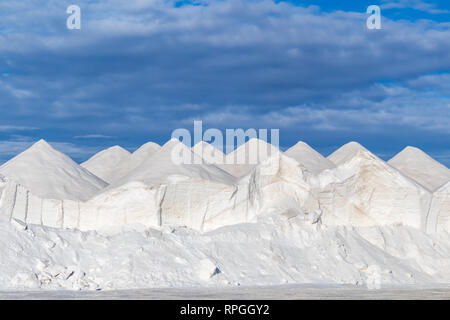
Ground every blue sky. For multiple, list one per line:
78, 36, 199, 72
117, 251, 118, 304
0, 0, 449, 165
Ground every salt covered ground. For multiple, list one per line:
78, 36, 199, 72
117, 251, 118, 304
1, 214, 450, 291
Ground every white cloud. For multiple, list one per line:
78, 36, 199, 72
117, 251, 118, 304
0, 125, 38, 132
74, 134, 115, 139
381, 0, 450, 14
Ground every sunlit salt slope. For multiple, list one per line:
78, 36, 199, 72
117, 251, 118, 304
388, 146, 450, 191
0, 140, 107, 201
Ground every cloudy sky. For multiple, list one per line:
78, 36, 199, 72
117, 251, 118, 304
0, 0, 449, 165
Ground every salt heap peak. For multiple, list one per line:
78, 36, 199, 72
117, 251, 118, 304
112, 138, 235, 187
0, 139, 107, 201
104, 141, 162, 184
285, 141, 335, 175
221, 138, 280, 178
81, 146, 131, 184
327, 141, 368, 165
132, 142, 161, 162
192, 141, 225, 165
388, 146, 450, 192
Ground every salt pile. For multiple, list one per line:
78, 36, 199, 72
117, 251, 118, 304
81, 146, 131, 184
192, 141, 226, 166
113, 139, 235, 187
0, 138, 449, 290
285, 141, 335, 175
220, 138, 280, 178
111, 141, 161, 182
388, 146, 450, 191
131, 142, 161, 163
0, 140, 107, 201
327, 141, 368, 165
82, 142, 161, 184
314, 146, 432, 229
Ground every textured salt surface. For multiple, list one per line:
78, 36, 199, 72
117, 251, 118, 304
0, 214, 450, 290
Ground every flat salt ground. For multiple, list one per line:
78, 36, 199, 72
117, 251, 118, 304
2, 284, 450, 300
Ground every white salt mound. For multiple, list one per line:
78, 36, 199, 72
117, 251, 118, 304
0, 140, 107, 201
220, 138, 280, 178
285, 141, 335, 175
327, 141, 368, 165
388, 146, 450, 191
132, 142, 161, 162
192, 141, 226, 165
315, 149, 432, 230
113, 139, 236, 187
82, 142, 161, 185
81, 146, 131, 184
108, 141, 162, 183
0, 139, 449, 291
